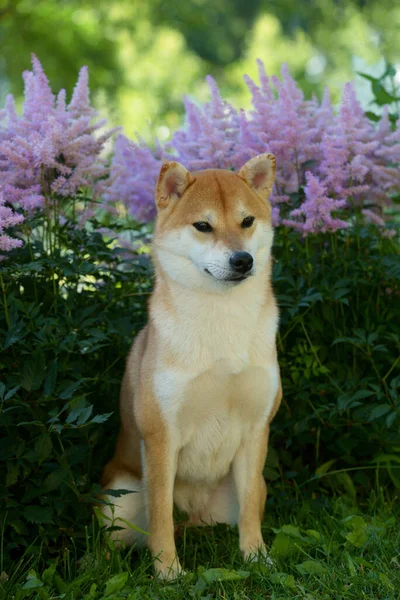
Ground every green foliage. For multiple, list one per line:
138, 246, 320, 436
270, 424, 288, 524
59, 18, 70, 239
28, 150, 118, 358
1, 213, 399, 572
1, 498, 399, 599
0, 0, 123, 98
151, 0, 262, 65
360, 62, 400, 123
0, 218, 151, 566
270, 225, 400, 498
3, 0, 400, 138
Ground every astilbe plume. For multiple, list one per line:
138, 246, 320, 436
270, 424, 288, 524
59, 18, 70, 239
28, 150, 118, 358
242, 61, 333, 228
285, 172, 347, 234
105, 76, 249, 220
106, 60, 399, 236
0, 55, 117, 253
104, 135, 161, 222
168, 75, 248, 171
0, 192, 24, 253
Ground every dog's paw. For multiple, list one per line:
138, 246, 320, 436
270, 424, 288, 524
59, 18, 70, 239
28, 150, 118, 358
242, 543, 275, 568
155, 558, 185, 581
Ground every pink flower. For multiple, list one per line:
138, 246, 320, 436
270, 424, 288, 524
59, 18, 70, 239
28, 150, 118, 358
104, 135, 161, 222
283, 172, 348, 234
0, 55, 117, 223
0, 192, 24, 253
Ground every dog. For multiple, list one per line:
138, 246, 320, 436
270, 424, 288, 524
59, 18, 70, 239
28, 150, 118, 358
100, 153, 282, 580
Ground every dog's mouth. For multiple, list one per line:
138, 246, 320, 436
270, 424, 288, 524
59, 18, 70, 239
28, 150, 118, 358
204, 268, 250, 283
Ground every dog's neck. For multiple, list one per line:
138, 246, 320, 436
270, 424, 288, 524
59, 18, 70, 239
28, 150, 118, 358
149, 254, 277, 369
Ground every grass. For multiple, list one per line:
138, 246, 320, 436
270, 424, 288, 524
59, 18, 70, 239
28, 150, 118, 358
2, 490, 399, 600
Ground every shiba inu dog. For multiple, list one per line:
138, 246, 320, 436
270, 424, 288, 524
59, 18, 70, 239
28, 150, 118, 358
100, 153, 282, 580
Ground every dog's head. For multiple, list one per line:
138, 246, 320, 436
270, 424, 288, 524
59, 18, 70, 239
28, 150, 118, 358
153, 154, 276, 292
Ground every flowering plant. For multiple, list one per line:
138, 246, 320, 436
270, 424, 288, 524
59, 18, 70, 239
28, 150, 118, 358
0, 55, 116, 255
0, 57, 399, 257
107, 61, 399, 235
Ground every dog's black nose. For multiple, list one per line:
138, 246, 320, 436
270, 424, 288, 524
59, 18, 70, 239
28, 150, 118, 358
229, 251, 254, 273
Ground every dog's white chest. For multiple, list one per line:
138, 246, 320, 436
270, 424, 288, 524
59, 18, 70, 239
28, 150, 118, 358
175, 362, 278, 485
152, 279, 279, 486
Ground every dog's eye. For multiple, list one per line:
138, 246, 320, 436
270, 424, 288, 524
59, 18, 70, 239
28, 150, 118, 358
241, 216, 255, 229
193, 221, 213, 233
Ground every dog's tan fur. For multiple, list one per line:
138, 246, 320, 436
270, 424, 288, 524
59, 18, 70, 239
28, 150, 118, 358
100, 154, 282, 579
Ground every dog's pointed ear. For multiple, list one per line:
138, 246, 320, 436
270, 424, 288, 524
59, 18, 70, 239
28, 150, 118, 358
156, 161, 194, 210
239, 153, 276, 200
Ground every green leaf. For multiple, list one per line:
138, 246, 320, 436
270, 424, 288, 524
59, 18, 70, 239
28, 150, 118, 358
280, 525, 303, 539
365, 111, 380, 122
44, 469, 67, 492
42, 563, 57, 585
266, 446, 279, 468
4, 322, 25, 349
4, 385, 20, 401
10, 519, 28, 535
60, 379, 86, 400
305, 529, 321, 542
346, 528, 368, 548
271, 532, 297, 558
372, 80, 400, 105
334, 472, 357, 500
269, 572, 296, 588
204, 568, 250, 582
296, 560, 326, 575
376, 453, 400, 464
66, 397, 91, 424
104, 572, 129, 597
263, 466, 280, 481
386, 412, 397, 428
44, 360, 58, 397
34, 434, 53, 464
351, 390, 375, 401
89, 412, 113, 424
53, 574, 69, 594
357, 71, 377, 83
332, 287, 350, 300
6, 462, 19, 486
196, 568, 249, 590
315, 459, 336, 477
22, 572, 44, 590
368, 404, 392, 421
24, 506, 53, 524
76, 405, 94, 425
343, 516, 368, 548
21, 351, 46, 391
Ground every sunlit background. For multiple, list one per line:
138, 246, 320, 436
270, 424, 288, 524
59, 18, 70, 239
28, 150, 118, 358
1, 0, 399, 142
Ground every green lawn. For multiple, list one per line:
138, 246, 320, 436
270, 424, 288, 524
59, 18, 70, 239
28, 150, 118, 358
3, 492, 399, 600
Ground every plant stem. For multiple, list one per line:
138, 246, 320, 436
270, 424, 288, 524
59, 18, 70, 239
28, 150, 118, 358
0, 273, 10, 329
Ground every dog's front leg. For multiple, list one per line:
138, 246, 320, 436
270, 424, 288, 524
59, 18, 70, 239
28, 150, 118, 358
142, 428, 182, 580
232, 424, 269, 560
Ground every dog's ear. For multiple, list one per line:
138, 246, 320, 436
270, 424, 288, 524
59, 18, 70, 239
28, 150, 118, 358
156, 161, 194, 210
239, 153, 276, 200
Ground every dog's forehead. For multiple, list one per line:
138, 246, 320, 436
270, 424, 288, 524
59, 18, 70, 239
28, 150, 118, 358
176, 170, 267, 220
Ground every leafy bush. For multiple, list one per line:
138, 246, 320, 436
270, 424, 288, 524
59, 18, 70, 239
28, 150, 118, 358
269, 226, 400, 498
1, 220, 399, 569
0, 218, 151, 565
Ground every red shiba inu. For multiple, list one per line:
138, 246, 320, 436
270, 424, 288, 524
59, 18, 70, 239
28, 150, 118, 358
100, 153, 282, 580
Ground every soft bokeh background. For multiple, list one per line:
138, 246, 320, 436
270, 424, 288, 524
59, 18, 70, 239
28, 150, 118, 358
1, 0, 399, 142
